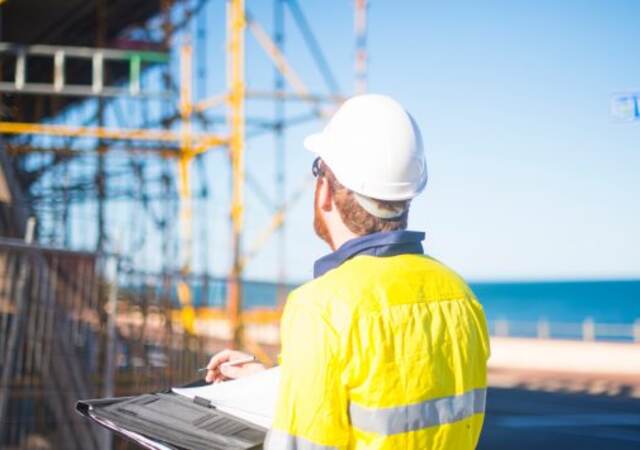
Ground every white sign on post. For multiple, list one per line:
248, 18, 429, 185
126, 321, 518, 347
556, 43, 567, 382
611, 93, 639, 121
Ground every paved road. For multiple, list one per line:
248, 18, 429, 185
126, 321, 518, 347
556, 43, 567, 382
479, 387, 640, 450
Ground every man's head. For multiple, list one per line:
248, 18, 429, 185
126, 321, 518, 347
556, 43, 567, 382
307, 94, 427, 250
313, 158, 410, 249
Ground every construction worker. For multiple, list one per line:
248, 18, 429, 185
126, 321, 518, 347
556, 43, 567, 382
205, 94, 490, 449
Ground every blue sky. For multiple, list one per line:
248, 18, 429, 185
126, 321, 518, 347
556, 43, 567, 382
211, 0, 638, 282
58, 1, 639, 283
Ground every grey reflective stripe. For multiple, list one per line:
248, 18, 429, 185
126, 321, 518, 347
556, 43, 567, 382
265, 429, 342, 450
349, 387, 487, 435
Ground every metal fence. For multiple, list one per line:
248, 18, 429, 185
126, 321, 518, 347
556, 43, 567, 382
0, 237, 223, 450
489, 318, 640, 342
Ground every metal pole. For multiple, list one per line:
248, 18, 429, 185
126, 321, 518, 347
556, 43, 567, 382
101, 255, 118, 450
274, 0, 286, 304
160, 0, 176, 371
95, 6, 111, 447
196, 0, 211, 282
582, 317, 595, 341
227, 0, 246, 348
176, 44, 197, 335
96, 0, 107, 254
285, 0, 340, 95
354, 0, 368, 94
536, 318, 550, 339
179, 44, 194, 274
495, 318, 509, 337
633, 319, 640, 342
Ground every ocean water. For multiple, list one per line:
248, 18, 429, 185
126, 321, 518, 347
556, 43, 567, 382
179, 278, 640, 325
470, 279, 640, 324
142, 277, 640, 341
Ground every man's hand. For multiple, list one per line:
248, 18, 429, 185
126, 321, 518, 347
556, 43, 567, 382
204, 349, 266, 383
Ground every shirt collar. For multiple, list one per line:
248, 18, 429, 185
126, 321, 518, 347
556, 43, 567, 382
313, 230, 425, 278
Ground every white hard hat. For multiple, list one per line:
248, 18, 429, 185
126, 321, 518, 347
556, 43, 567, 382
304, 94, 427, 203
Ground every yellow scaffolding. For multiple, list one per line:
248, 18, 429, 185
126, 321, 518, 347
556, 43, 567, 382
0, 122, 225, 148
227, 0, 246, 349
0, 0, 359, 359
177, 43, 197, 335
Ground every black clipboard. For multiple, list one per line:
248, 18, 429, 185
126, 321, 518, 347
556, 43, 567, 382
76, 381, 266, 450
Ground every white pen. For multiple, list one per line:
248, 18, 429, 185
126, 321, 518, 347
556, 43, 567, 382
197, 355, 256, 373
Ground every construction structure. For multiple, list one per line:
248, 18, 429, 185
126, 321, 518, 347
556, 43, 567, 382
0, 0, 367, 448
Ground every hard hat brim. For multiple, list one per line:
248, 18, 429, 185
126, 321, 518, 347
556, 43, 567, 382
303, 132, 324, 156
303, 129, 427, 201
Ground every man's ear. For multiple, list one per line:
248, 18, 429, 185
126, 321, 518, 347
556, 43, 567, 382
318, 178, 333, 212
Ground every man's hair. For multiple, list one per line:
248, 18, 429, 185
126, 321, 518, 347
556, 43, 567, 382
319, 160, 409, 235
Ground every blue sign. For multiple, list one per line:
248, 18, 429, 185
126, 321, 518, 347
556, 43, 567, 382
611, 93, 640, 121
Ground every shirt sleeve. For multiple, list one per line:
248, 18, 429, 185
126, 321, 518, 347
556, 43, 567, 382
266, 294, 350, 450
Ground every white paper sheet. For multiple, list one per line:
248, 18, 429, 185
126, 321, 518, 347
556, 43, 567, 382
172, 367, 280, 429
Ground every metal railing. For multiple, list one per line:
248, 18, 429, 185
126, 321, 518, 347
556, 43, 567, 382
489, 317, 640, 342
0, 42, 171, 98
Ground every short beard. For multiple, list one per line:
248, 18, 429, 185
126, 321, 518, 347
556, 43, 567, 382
313, 182, 334, 250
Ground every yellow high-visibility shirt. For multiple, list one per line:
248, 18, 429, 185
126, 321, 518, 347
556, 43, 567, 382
266, 253, 490, 450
